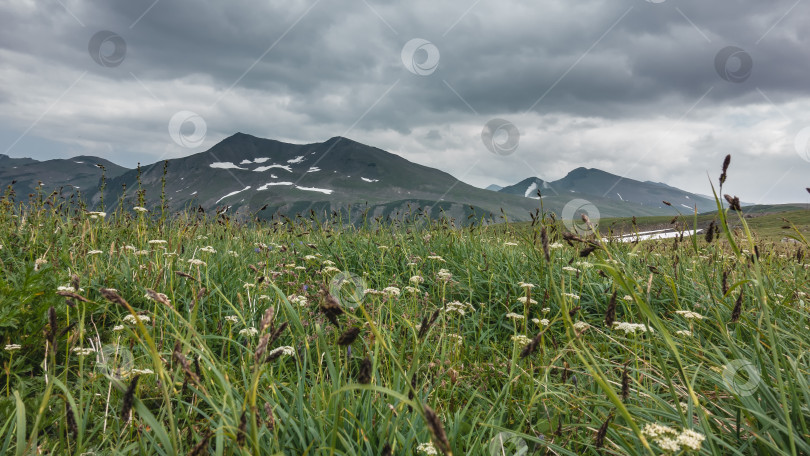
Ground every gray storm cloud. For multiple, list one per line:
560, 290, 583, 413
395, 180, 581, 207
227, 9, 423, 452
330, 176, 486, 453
1, 0, 809, 203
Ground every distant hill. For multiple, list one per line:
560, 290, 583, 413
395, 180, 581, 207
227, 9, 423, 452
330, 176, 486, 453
0, 134, 756, 223
0, 154, 127, 200
499, 167, 718, 213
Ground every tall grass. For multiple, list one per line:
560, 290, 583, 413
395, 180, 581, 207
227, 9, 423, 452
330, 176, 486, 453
0, 175, 807, 455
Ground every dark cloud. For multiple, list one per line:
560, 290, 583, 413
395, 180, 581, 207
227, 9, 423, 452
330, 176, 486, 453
1, 0, 809, 203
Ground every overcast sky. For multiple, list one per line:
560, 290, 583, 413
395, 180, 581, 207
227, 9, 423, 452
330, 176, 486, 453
2, 0, 809, 203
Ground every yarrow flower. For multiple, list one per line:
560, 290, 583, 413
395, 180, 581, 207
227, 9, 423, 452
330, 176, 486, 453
549, 242, 564, 249
675, 310, 704, 320
123, 314, 151, 325
436, 269, 452, 281
675, 330, 692, 337
382, 286, 401, 297
445, 301, 473, 316
504, 241, 518, 246
562, 293, 581, 300
410, 275, 424, 284
562, 266, 579, 273
87, 211, 106, 219
517, 282, 535, 289
417, 442, 438, 455
225, 315, 239, 324
511, 335, 532, 346
133, 206, 148, 213
322, 266, 340, 274
505, 312, 524, 321
612, 322, 654, 334
447, 334, 463, 345
72, 347, 96, 356
642, 424, 705, 453
517, 296, 537, 305
287, 295, 308, 307
4, 344, 21, 352
88, 250, 103, 255
268, 346, 295, 357
187, 259, 206, 266
573, 321, 590, 332
239, 327, 259, 337
148, 239, 167, 245
113, 325, 125, 331
131, 368, 154, 375
427, 255, 445, 262
404, 286, 419, 294
200, 246, 217, 254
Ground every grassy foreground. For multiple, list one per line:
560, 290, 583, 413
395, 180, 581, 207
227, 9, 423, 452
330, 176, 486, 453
0, 189, 808, 455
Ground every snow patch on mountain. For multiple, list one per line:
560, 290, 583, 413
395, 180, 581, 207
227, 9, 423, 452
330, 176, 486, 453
287, 156, 305, 164
361, 177, 379, 183
215, 186, 251, 204
524, 182, 537, 198
254, 164, 292, 172
210, 162, 247, 170
296, 186, 332, 194
306, 166, 321, 173
257, 182, 294, 191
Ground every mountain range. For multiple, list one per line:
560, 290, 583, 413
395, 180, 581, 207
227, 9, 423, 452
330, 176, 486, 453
1, 133, 721, 223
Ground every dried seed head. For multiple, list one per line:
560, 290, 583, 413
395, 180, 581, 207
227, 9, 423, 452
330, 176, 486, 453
520, 331, 544, 359
723, 194, 741, 211
418, 308, 441, 339
236, 410, 247, 446
70, 274, 80, 293
540, 226, 550, 263
264, 402, 276, 430
65, 401, 78, 439
121, 375, 140, 423
423, 405, 451, 455
100, 288, 130, 309
730, 290, 743, 323
318, 283, 344, 327
188, 432, 213, 456
720, 154, 731, 185
705, 221, 715, 243
595, 412, 614, 449
663, 201, 672, 207
381, 443, 392, 456
337, 326, 361, 346
255, 334, 271, 363
357, 356, 372, 384
579, 245, 596, 258
175, 271, 197, 281
260, 307, 275, 332
621, 363, 630, 401
145, 289, 172, 308
605, 291, 617, 328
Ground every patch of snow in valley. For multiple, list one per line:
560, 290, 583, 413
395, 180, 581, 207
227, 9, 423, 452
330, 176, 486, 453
239, 159, 252, 165
296, 186, 332, 194
609, 229, 703, 243
306, 167, 321, 173
685, 195, 690, 199
254, 164, 292, 172
270, 174, 278, 178
210, 162, 247, 170
681, 204, 691, 209
215, 186, 251, 204
190, 191, 198, 195
524, 182, 537, 198
74, 161, 84, 164
257, 182, 294, 191
361, 177, 379, 183
254, 157, 270, 164
287, 155, 305, 164
616, 193, 623, 201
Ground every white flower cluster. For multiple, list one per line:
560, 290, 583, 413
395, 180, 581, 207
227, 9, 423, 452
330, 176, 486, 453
612, 322, 654, 334
239, 327, 259, 337
268, 346, 295, 357
225, 315, 239, 324
444, 301, 474, 316
436, 269, 452, 280
382, 286, 401, 297
517, 296, 537, 305
416, 442, 437, 455
675, 310, 704, 320
573, 321, 590, 332
72, 347, 96, 356
410, 275, 424, 284
511, 335, 532, 346
642, 424, 705, 452
200, 246, 217, 254
287, 295, 308, 307
123, 314, 151, 325
505, 312, 524, 321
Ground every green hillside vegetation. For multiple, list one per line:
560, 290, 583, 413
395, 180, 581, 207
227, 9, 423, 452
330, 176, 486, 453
0, 185, 808, 455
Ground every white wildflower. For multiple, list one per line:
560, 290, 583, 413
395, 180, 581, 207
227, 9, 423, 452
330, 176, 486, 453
239, 327, 259, 337
562, 266, 579, 273
113, 325, 125, 331
383, 286, 401, 297
410, 275, 424, 284
549, 242, 563, 249
133, 206, 148, 213
517, 296, 537, 305
517, 282, 535, 288
675, 310, 704, 320
200, 246, 216, 254
4, 344, 21, 352
562, 293, 580, 300
511, 335, 531, 346
573, 321, 590, 332
187, 259, 206, 266
131, 368, 154, 375
612, 322, 654, 334
417, 442, 438, 455
447, 334, 463, 345
504, 241, 518, 246
225, 315, 239, 324
505, 312, 524, 321
88, 250, 103, 255
72, 347, 96, 356
148, 239, 167, 245
268, 346, 295, 357
123, 314, 151, 325
427, 255, 445, 262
